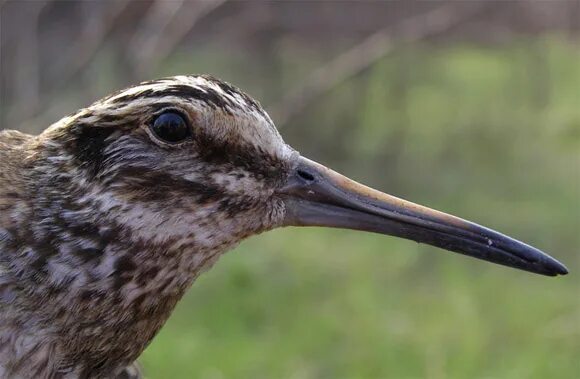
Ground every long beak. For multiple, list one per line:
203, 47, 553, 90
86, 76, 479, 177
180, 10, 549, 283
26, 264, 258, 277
277, 156, 568, 277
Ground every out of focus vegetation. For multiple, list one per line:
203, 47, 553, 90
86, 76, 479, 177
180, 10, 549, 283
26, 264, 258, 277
2, 1, 579, 378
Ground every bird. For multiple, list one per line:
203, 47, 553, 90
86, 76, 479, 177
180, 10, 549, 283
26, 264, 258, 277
0, 75, 568, 378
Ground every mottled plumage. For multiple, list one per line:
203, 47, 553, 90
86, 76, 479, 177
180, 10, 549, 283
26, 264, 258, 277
0, 76, 293, 378
0, 75, 567, 379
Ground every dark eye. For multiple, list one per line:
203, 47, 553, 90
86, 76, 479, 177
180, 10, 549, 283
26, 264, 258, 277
150, 112, 191, 143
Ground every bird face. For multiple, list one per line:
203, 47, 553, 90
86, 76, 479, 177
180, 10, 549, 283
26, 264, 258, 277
42, 76, 294, 257
42, 75, 567, 278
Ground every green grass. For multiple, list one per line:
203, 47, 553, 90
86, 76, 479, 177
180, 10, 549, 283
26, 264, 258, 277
141, 229, 579, 379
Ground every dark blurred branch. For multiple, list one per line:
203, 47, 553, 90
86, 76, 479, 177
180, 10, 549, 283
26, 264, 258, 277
5, 0, 49, 129
269, 2, 489, 126
127, 0, 185, 78
5, 0, 131, 131
129, 0, 227, 78
52, 0, 131, 87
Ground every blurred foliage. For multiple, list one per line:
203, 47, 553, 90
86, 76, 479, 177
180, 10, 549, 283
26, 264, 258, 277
139, 39, 580, 379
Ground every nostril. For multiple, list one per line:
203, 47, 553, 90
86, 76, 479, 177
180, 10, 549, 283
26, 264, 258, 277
297, 169, 315, 183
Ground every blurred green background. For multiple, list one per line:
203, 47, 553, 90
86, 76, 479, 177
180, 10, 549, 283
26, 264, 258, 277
1, 1, 579, 378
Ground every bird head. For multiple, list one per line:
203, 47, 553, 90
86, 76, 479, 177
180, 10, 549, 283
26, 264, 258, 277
38, 76, 294, 259
38, 75, 567, 279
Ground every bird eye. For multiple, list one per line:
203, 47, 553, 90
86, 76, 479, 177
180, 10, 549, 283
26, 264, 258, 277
150, 112, 191, 144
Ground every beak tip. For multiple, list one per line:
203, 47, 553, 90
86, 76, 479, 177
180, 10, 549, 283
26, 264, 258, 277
541, 257, 569, 276
554, 263, 569, 276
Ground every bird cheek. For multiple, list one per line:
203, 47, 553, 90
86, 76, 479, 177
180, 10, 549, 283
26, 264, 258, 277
210, 171, 263, 195
260, 197, 287, 230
